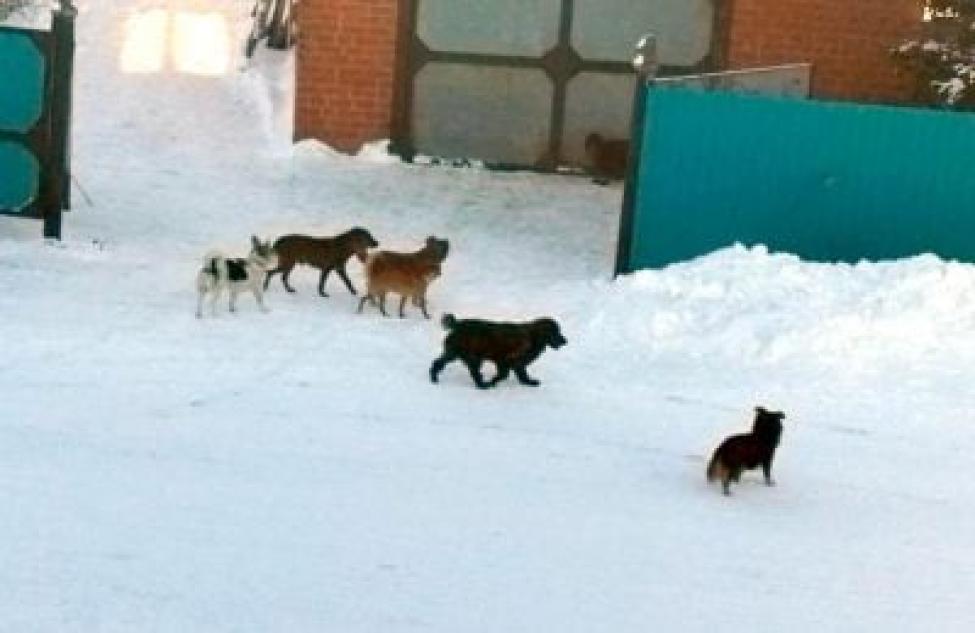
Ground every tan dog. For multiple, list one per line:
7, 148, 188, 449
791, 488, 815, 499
356, 236, 448, 319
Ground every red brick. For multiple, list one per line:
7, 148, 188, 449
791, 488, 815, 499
294, 0, 401, 151
726, 0, 923, 104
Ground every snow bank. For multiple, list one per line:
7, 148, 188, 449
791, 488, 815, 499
600, 245, 975, 365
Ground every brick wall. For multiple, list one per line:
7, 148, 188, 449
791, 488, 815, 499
293, 0, 926, 151
293, 0, 401, 151
726, 0, 923, 104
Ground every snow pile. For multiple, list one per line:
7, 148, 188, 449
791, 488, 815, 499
599, 246, 975, 365
356, 139, 403, 165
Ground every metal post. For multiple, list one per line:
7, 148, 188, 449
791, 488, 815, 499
614, 34, 658, 276
43, 0, 76, 239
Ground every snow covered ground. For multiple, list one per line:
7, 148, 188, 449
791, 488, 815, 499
2, 1, 974, 631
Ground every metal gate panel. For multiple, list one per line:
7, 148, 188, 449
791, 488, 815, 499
655, 65, 812, 98
0, 29, 46, 215
0, 143, 40, 212
562, 72, 633, 165
0, 31, 46, 132
618, 84, 975, 272
0, 6, 75, 237
570, 0, 713, 65
413, 64, 552, 165
416, 0, 561, 57
397, 0, 722, 169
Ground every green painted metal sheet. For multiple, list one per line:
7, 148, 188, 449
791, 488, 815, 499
0, 141, 40, 212
0, 30, 46, 133
626, 87, 975, 269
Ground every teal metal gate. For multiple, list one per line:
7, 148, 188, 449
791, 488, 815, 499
616, 43, 975, 273
0, 3, 75, 238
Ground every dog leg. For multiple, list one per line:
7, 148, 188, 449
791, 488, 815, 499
514, 366, 540, 387
210, 286, 222, 316
253, 285, 270, 313
489, 363, 510, 387
762, 460, 775, 486
430, 352, 456, 383
229, 288, 239, 313
418, 295, 431, 320
196, 287, 206, 318
281, 265, 297, 293
463, 358, 491, 389
398, 295, 407, 318
336, 265, 357, 295
356, 294, 372, 314
721, 477, 732, 496
318, 267, 332, 297
263, 269, 276, 290
379, 293, 389, 317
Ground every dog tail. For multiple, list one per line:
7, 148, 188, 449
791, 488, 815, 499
441, 313, 457, 330
706, 453, 723, 483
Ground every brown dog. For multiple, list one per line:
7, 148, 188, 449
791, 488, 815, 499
430, 314, 567, 389
707, 407, 787, 496
357, 236, 449, 319
584, 132, 630, 182
264, 227, 378, 297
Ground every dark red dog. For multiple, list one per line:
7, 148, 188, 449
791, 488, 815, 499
707, 407, 787, 495
429, 314, 567, 389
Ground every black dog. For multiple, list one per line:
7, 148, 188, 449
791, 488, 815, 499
707, 407, 786, 495
430, 314, 567, 389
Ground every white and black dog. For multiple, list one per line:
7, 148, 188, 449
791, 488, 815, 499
196, 236, 279, 318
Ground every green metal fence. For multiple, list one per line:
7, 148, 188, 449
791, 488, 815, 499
0, 4, 75, 238
616, 57, 975, 272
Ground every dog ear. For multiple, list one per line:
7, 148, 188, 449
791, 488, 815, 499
251, 235, 260, 250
